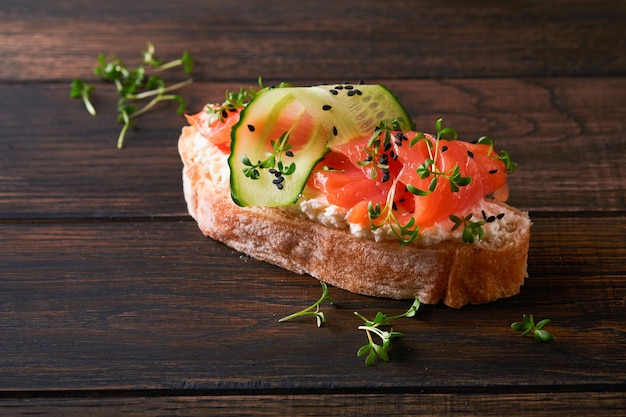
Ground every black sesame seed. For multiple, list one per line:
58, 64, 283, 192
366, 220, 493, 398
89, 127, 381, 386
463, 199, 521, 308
399, 198, 406, 203
221, 109, 228, 119
335, 85, 344, 90
344, 85, 354, 90
322, 104, 332, 111
355, 89, 363, 95
347, 90, 355, 97
332, 126, 338, 136
395, 140, 403, 147
381, 168, 390, 175
274, 171, 282, 177
441, 145, 449, 153
489, 169, 498, 174
394, 132, 408, 141
384, 142, 392, 152
392, 202, 398, 211
273, 177, 284, 184
382, 174, 390, 183
497, 213, 505, 219
269, 168, 278, 174
247, 124, 255, 132
482, 210, 487, 219
365, 155, 373, 162
228, 108, 238, 112
467, 150, 474, 158
285, 150, 294, 157
276, 183, 284, 190
486, 216, 496, 223
330, 89, 338, 95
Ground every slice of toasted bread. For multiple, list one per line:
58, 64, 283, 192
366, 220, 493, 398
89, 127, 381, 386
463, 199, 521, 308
179, 123, 531, 308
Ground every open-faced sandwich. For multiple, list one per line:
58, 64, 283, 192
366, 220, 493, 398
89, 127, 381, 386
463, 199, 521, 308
178, 81, 531, 308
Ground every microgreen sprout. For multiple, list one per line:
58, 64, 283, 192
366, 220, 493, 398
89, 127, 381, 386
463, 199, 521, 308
355, 298, 420, 365
497, 150, 517, 174
511, 314, 556, 342
435, 117, 458, 141
368, 201, 420, 244
142, 42, 194, 73
405, 119, 471, 197
278, 282, 333, 327
449, 213, 486, 243
476, 136, 518, 174
359, 118, 412, 180
242, 131, 296, 188
367, 118, 413, 148
71, 42, 194, 148
70, 79, 96, 116
209, 76, 292, 123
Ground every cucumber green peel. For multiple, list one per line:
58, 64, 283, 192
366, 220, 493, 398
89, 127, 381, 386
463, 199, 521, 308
228, 83, 413, 207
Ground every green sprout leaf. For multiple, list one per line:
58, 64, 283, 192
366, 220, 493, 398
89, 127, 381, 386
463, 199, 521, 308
435, 118, 458, 141
498, 150, 518, 174
449, 212, 485, 243
70, 78, 97, 116
406, 184, 429, 197
278, 282, 333, 328
355, 298, 420, 365
511, 314, 556, 342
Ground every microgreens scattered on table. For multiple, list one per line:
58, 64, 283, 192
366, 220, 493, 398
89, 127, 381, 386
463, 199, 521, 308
279, 283, 420, 365
280, 284, 556, 365
71, 43, 194, 148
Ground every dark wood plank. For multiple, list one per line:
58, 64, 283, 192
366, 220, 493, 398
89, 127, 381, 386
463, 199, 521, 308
1, 392, 625, 416
1, 0, 625, 82
1, 77, 625, 219
1, 217, 624, 391
1, 0, 624, 412
0, 82, 188, 219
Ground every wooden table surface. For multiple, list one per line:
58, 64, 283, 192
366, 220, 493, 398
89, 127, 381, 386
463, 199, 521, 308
1, 0, 625, 415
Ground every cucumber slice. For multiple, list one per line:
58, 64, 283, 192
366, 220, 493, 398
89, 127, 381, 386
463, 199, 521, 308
228, 83, 413, 207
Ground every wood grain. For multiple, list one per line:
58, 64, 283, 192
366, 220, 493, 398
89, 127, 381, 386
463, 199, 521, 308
0, 392, 625, 417
0, 218, 624, 391
1, 0, 625, 82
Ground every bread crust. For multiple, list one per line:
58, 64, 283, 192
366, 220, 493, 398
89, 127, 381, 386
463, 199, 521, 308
179, 124, 531, 308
